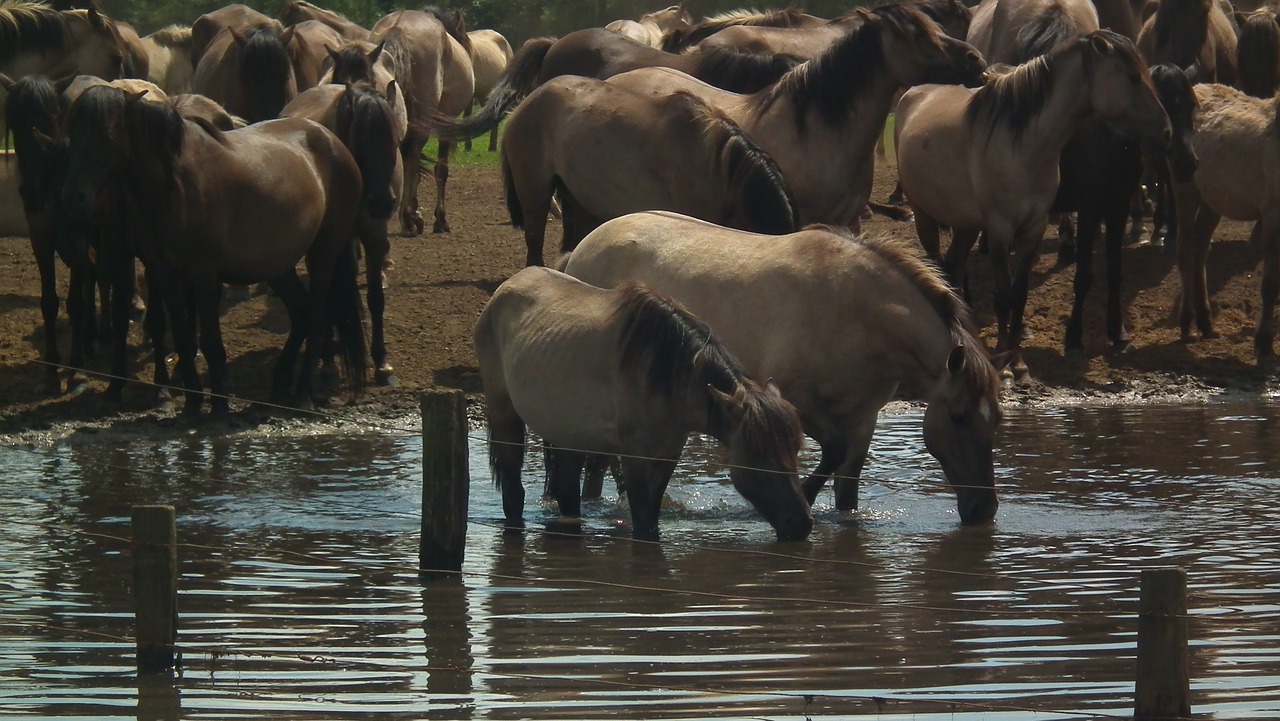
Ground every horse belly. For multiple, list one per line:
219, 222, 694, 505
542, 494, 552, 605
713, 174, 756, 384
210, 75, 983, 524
1192, 135, 1270, 222
500, 355, 622, 453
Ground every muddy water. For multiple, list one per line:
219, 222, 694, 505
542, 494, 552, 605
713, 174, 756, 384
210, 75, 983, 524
1, 402, 1278, 719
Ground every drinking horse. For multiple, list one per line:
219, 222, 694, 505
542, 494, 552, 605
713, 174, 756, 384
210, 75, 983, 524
476, 266, 813, 541
563, 211, 1004, 525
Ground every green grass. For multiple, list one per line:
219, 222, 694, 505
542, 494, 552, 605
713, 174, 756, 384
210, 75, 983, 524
423, 121, 505, 170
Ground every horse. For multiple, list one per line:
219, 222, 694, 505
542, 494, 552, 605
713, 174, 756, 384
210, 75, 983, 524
191, 14, 298, 123
278, 0, 370, 42
0, 1, 128, 119
334, 8, 472, 235
0, 152, 25, 236
1171, 83, 1280, 362
115, 21, 148, 79
189, 3, 280, 67
966, 0, 1100, 64
1237, 9, 1280, 98
659, 8, 827, 52
605, 3, 694, 48
58, 86, 368, 416
895, 30, 1173, 382
286, 19, 346, 91
282, 81, 405, 386
689, 0, 973, 58
498, 84, 797, 267
140, 25, 193, 95
1137, 0, 1238, 84
464, 27, 512, 152
475, 265, 813, 541
601, 2, 986, 233
436, 28, 805, 146
561, 211, 1004, 524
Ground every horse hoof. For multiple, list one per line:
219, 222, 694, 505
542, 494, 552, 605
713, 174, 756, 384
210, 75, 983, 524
545, 517, 584, 536
502, 518, 526, 534
375, 369, 399, 387
153, 389, 175, 411
433, 217, 451, 234
1112, 340, 1134, 354
65, 378, 89, 398
1065, 347, 1086, 364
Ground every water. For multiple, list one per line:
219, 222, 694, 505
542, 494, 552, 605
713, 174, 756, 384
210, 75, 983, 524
1, 402, 1279, 719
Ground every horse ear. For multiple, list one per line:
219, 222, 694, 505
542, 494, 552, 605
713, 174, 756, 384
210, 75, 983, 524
126, 89, 149, 104
86, 7, 105, 29
0, 73, 13, 91
385, 79, 397, 109
326, 45, 341, 63
946, 346, 967, 377
280, 25, 297, 46
1089, 33, 1114, 54
53, 73, 79, 94
230, 27, 247, 46
707, 383, 746, 419
368, 39, 386, 63
763, 378, 784, 398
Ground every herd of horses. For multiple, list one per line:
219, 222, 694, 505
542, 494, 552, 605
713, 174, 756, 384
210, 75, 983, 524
3, 0, 1280, 541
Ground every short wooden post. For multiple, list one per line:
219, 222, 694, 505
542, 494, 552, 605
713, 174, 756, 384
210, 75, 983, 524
420, 389, 470, 578
132, 505, 177, 673
1135, 567, 1190, 719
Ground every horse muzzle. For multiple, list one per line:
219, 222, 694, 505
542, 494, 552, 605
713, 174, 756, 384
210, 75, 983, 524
958, 491, 998, 526
774, 513, 814, 542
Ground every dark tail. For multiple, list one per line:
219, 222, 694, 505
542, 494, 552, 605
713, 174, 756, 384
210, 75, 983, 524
330, 239, 368, 398
435, 36, 554, 142
501, 151, 523, 228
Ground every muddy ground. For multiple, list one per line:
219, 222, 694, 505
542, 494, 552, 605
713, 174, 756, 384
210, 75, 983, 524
0, 155, 1275, 445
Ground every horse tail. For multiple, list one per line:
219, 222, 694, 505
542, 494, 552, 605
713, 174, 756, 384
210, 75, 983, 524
500, 150, 524, 229
685, 92, 798, 234
435, 36, 554, 142
1238, 10, 1280, 98
329, 238, 368, 398
690, 47, 803, 93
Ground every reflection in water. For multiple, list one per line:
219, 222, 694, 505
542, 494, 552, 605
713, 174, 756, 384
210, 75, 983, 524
0, 403, 1277, 718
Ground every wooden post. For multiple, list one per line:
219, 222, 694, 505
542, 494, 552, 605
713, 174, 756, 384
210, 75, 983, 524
1135, 567, 1190, 719
420, 389, 470, 578
132, 505, 177, 673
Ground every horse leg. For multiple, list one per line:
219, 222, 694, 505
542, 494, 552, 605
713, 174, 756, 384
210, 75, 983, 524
1103, 199, 1132, 352
268, 272, 309, 405
582, 453, 613, 499
66, 264, 95, 393
548, 448, 586, 519
1005, 232, 1043, 383
1065, 210, 1101, 359
913, 211, 943, 264
30, 236, 62, 394
1174, 183, 1219, 340
801, 432, 847, 506
1127, 182, 1149, 246
830, 418, 878, 512
194, 287, 231, 417
159, 283, 203, 416
1255, 223, 1280, 363
944, 228, 981, 306
142, 264, 172, 407
487, 400, 527, 527
620, 457, 678, 541
101, 236, 137, 403
399, 136, 427, 236
432, 139, 453, 234
359, 220, 396, 386
1055, 212, 1076, 267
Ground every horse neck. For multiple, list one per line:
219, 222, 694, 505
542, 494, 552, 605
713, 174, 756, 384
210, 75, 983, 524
1154, 0, 1209, 66
1003, 50, 1095, 159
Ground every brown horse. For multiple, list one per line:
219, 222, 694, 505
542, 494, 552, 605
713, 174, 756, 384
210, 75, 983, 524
279, 0, 370, 43
464, 27, 512, 152
191, 9, 298, 123
500, 83, 797, 266
140, 25, 193, 94
659, 8, 827, 52
967, 0, 1100, 63
1137, 0, 1237, 84
896, 31, 1173, 382
286, 19, 345, 91
1237, 9, 1280, 98
476, 266, 812, 541
282, 81, 405, 386
59, 86, 367, 415
0, 1, 128, 118
1172, 83, 1280, 361
339, 7, 472, 235
605, 3, 694, 47
603, 3, 986, 232
438, 28, 805, 147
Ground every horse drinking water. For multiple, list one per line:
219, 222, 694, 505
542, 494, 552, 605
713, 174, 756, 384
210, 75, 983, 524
476, 266, 812, 541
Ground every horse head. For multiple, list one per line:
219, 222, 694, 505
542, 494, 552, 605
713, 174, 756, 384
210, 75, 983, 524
61, 7, 129, 81
1081, 31, 1173, 160
325, 40, 383, 85
872, 3, 986, 89
922, 345, 1002, 525
1150, 63, 1199, 182
712, 380, 813, 542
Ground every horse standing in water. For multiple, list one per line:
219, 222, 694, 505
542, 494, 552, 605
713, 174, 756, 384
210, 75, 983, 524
282, 81, 405, 386
476, 266, 813, 541
895, 31, 1172, 382
59, 86, 367, 416
563, 211, 1004, 524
